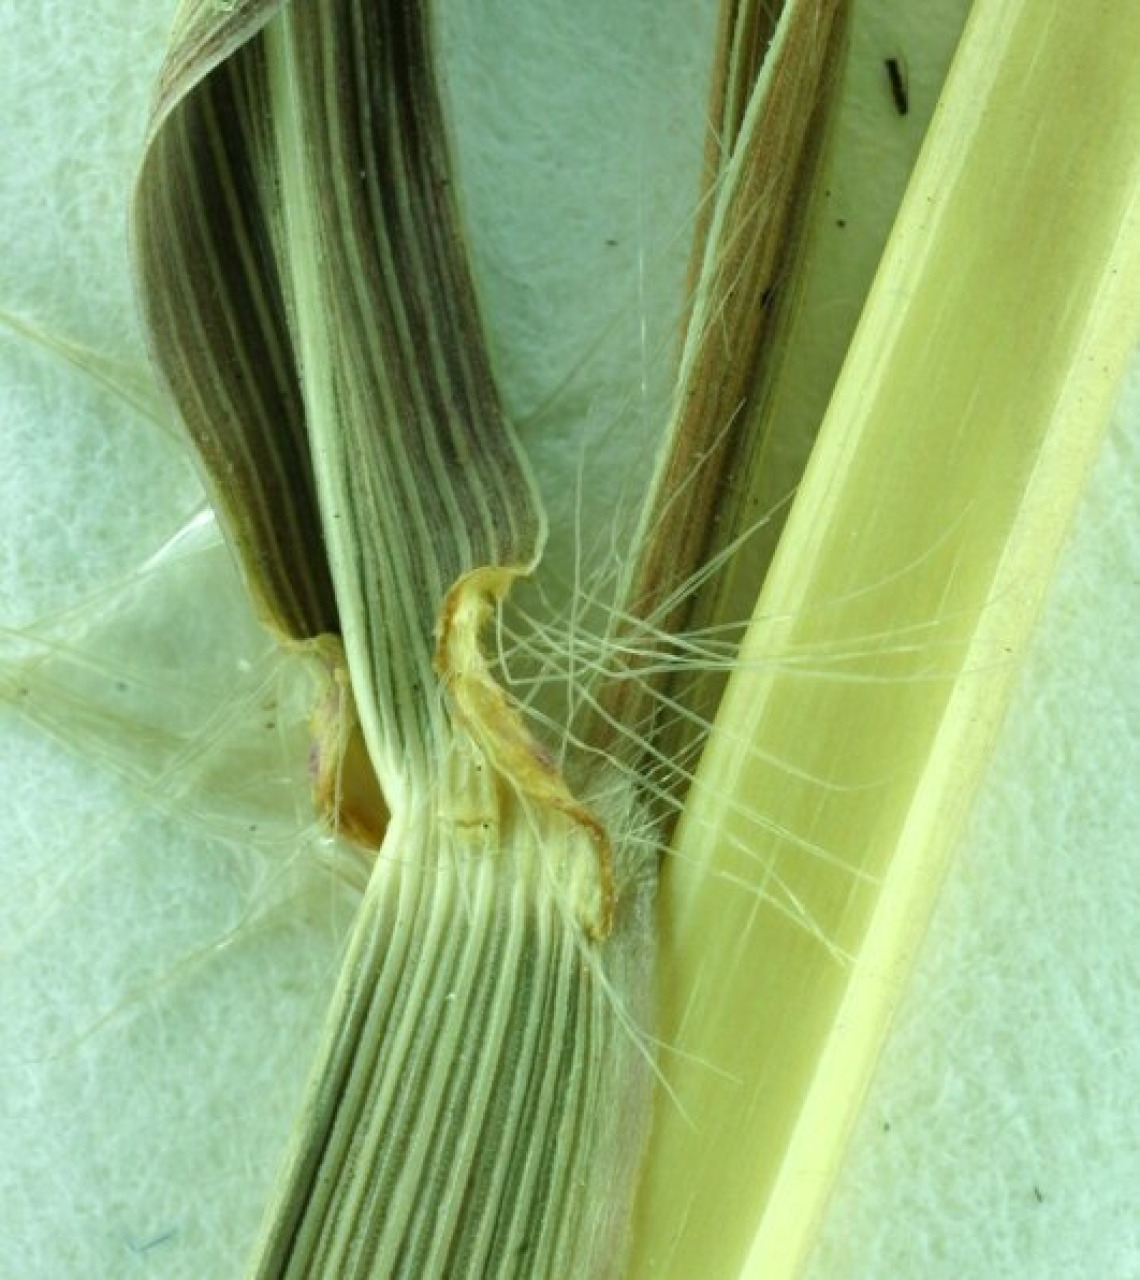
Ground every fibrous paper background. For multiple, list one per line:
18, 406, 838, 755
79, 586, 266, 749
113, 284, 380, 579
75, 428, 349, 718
0, 3, 1135, 1277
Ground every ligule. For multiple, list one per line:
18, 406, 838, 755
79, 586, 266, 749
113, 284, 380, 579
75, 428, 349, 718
600, 0, 850, 767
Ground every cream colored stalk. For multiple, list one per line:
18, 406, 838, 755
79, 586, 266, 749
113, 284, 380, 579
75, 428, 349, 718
629, 1, 1140, 1275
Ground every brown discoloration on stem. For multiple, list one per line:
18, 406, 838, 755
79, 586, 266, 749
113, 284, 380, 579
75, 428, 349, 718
681, 0, 784, 348
597, 0, 851, 778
